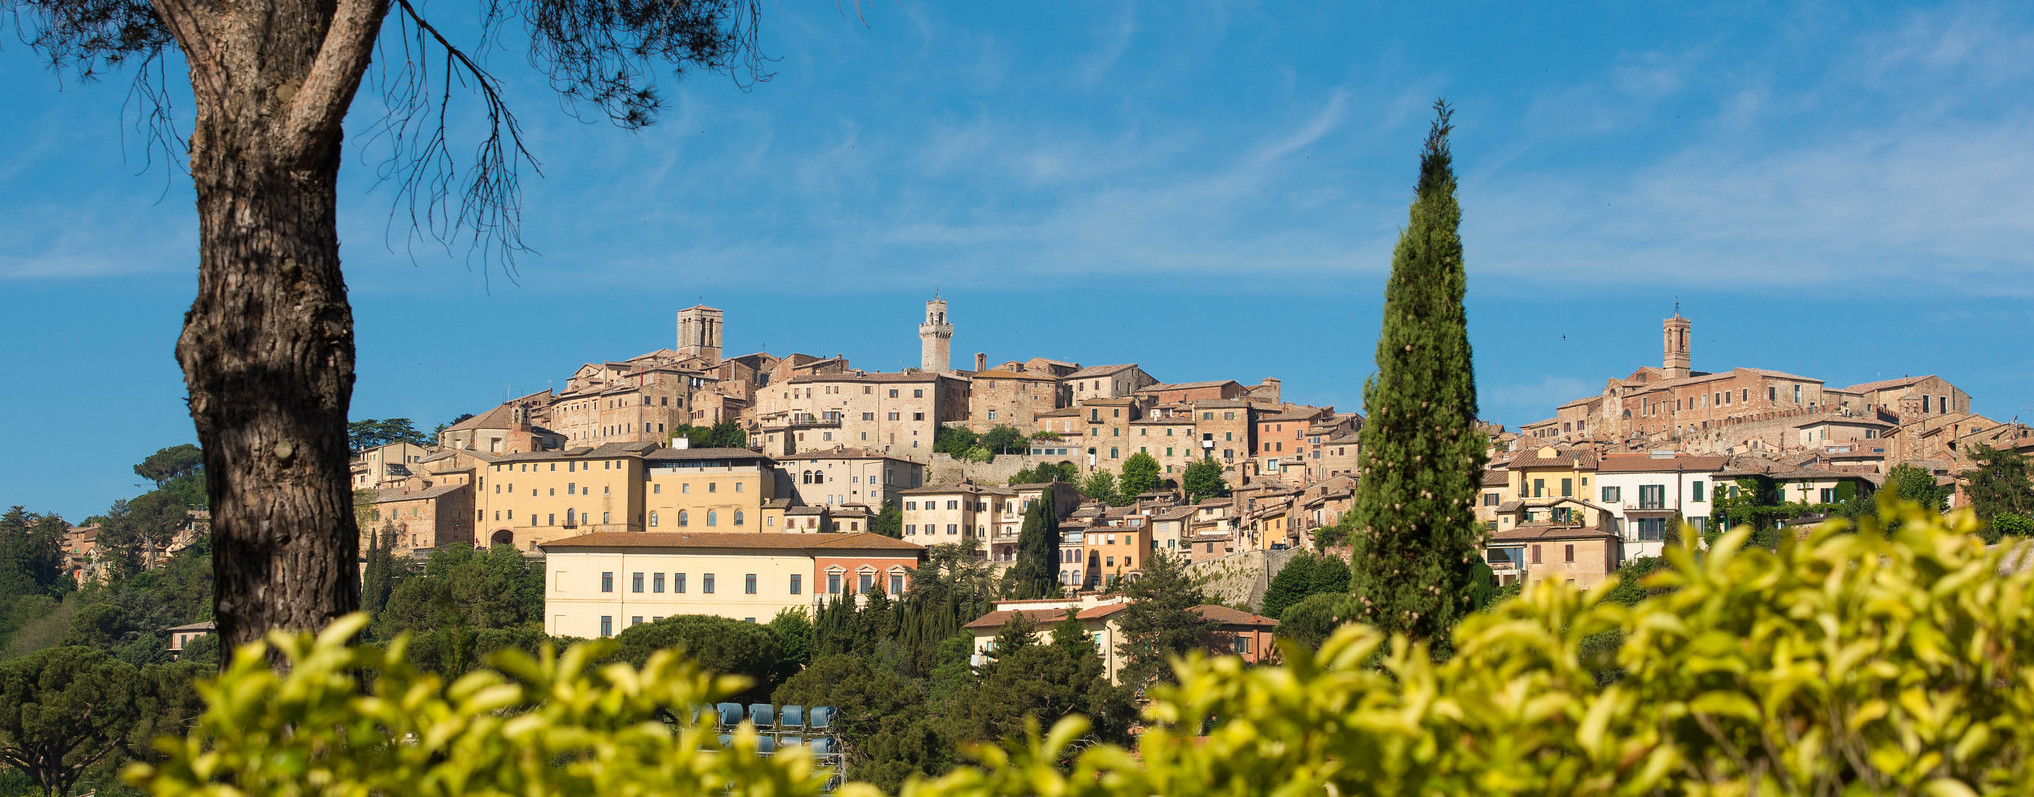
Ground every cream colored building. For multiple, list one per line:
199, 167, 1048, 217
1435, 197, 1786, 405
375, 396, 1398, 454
352, 442, 433, 489
1065, 364, 1157, 403
539, 532, 925, 636
776, 446, 926, 508
475, 442, 777, 551
754, 371, 969, 462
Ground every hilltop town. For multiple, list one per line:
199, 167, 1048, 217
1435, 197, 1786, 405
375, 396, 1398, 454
317, 297, 2034, 639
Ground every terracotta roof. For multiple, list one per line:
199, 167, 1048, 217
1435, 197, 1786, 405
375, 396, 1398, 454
1138, 380, 1241, 392
1193, 604, 1278, 627
1488, 525, 1618, 542
165, 620, 216, 633
1595, 454, 1729, 473
370, 484, 465, 503
1067, 364, 1140, 379
539, 532, 925, 553
786, 371, 941, 384
784, 446, 918, 463
899, 482, 1013, 496
1481, 470, 1509, 487
1843, 375, 1938, 394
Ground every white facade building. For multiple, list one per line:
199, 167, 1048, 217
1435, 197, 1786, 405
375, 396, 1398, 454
1592, 453, 1728, 562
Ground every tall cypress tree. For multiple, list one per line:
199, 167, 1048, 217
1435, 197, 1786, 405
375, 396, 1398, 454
1011, 500, 1061, 599
1347, 101, 1489, 645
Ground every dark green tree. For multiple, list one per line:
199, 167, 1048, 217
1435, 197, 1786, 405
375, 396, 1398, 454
0, 646, 141, 797
1079, 471, 1119, 505
1965, 445, 2034, 525
1882, 464, 1952, 513
870, 501, 904, 538
1182, 457, 1229, 503
671, 421, 750, 449
946, 611, 1128, 748
1010, 500, 1062, 599
1114, 551, 1217, 688
766, 608, 815, 683
98, 491, 191, 576
1309, 553, 1352, 594
1119, 452, 1161, 500
374, 543, 542, 646
933, 427, 979, 457
980, 425, 1028, 456
1346, 101, 1489, 646
361, 531, 394, 617
612, 615, 783, 701
1275, 592, 1360, 651
1260, 553, 1319, 620
133, 445, 205, 488
774, 654, 946, 792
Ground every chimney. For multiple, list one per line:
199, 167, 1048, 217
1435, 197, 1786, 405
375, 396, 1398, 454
976, 352, 987, 371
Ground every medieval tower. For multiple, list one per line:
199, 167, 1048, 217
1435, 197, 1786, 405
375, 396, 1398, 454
919, 295, 952, 373
676, 305, 724, 366
1662, 312, 1691, 379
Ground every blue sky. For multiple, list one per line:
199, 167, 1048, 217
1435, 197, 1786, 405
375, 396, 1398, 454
3, 1, 2031, 519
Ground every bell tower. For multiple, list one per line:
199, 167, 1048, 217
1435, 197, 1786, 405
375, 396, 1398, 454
1662, 311, 1691, 379
919, 294, 952, 373
676, 305, 723, 366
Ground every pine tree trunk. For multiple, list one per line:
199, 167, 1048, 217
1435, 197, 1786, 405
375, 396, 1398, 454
153, 0, 388, 659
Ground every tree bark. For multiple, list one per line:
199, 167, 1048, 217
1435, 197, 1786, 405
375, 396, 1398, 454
152, 0, 389, 660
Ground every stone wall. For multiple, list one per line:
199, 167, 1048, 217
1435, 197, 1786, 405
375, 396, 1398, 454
927, 453, 1035, 486
1187, 547, 1299, 613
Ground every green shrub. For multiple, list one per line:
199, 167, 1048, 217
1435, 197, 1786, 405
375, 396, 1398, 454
129, 504, 2034, 796
128, 615, 825, 796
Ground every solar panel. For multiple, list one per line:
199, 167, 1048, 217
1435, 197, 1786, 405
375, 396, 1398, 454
781, 704, 805, 728
809, 705, 834, 730
716, 702, 743, 727
749, 703, 775, 728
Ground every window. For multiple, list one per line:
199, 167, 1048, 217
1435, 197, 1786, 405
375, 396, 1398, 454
890, 573, 905, 595
674, 573, 687, 593
631, 572, 644, 593
1560, 478, 1573, 497
1533, 479, 1546, 498
745, 574, 758, 594
1820, 487, 1836, 503
649, 511, 659, 527
1564, 544, 1575, 563
600, 572, 614, 593
653, 484, 661, 494
1637, 518, 1666, 541
603, 512, 610, 524
702, 574, 716, 594
1692, 481, 1706, 501
1485, 492, 1499, 506
789, 574, 803, 594
1602, 485, 1620, 503
653, 573, 665, 593
600, 616, 613, 637
709, 482, 717, 493
677, 510, 689, 527
1234, 635, 1250, 655
707, 510, 718, 526
631, 616, 643, 627
1531, 545, 1542, 564
859, 573, 874, 593
913, 389, 923, 398
827, 573, 842, 594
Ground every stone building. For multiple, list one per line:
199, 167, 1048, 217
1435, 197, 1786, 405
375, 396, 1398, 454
754, 371, 969, 462
966, 366, 1063, 432
675, 305, 724, 366
775, 446, 926, 509
367, 483, 475, 558
438, 392, 564, 455
919, 295, 952, 373
1065, 364, 1157, 403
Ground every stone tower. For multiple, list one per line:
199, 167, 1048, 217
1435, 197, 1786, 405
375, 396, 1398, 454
919, 295, 952, 373
1662, 313, 1691, 379
676, 305, 723, 366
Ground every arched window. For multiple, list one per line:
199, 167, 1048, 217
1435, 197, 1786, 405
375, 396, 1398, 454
565, 509, 575, 525
677, 510, 689, 527
707, 510, 718, 526
734, 510, 745, 526
648, 511, 659, 527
